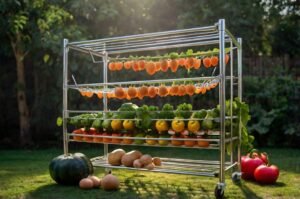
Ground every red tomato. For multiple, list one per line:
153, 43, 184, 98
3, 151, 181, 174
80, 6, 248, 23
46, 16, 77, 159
254, 165, 279, 184
89, 127, 97, 134
249, 151, 269, 164
111, 133, 122, 144
72, 128, 84, 141
82, 128, 95, 142
241, 155, 264, 180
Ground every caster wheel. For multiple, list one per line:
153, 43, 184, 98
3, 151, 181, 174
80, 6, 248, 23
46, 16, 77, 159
214, 185, 224, 199
231, 172, 241, 184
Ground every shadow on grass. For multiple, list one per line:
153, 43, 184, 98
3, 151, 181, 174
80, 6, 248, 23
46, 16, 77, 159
237, 183, 263, 199
236, 181, 286, 199
26, 183, 141, 199
26, 180, 213, 199
123, 175, 212, 199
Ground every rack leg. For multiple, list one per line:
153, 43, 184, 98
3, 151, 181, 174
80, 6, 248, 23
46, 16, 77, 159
104, 143, 108, 160
102, 47, 110, 173
103, 143, 111, 174
218, 19, 226, 188
63, 38, 69, 156
237, 38, 243, 173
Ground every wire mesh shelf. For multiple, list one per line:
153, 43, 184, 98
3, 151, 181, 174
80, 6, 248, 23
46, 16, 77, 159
91, 156, 236, 177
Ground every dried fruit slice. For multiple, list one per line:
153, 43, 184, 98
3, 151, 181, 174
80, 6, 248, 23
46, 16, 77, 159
79, 90, 87, 97
160, 60, 169, 72
138, 86, 148, 98
169, 85, 179, 96
108, 62, 116, 71
203, 57, 212, 68
114, 87, 126, 99
145, 61, 156, 75
178, 85, 187, 96
155, 61, 161, 72
201, 86, 207, 94
124, 61, 132, 70
148, 86, 158, 98
211, 56, 219, 67
158, 85, 169, 97
115, 62, 123, 71
170, 59, 179, 72
97, 91, 103, 99
126, 94, 131, 100
107, 92, 115, 99
185, 84, 196, 96
210, 82, 218, 88
178, 58, 186, 67
195, 86, 202, 94
127, 86, 138, 98
185, 57, 194, 69
132, 61, 139, 72
193, 58, 201, 69
138, 60, 146, 70
85, 91, 94, 98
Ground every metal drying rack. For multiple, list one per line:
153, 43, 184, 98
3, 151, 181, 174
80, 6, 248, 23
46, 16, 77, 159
62, 19, 242, 198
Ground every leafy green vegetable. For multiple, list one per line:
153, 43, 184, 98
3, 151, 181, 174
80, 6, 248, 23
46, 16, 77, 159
92, 118, 102, 130
102, 112, 113, 131
117, 103, 138, 119
175, 103, 193, 119
148, 105, 159, 119
202, 110, 214, 130
79, 114, 96, 128
158, 103, 175, 119
135, 105, 152, 131
225, 98, 253, 154
69, 115, 81, 127
191, 109, 207, 119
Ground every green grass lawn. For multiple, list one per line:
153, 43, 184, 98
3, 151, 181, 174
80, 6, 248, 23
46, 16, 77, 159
0, 145, 299, 199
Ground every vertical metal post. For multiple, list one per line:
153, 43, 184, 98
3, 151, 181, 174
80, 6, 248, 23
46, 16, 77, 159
63, 39, 69, 155
230, 41, 234, 165
237, 38, 242, 100
237, 38, 242, 171
102, 44, 109, 161
218, 19, 226, 185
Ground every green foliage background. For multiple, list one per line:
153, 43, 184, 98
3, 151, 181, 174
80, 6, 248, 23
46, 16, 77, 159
0, 0, 299, 148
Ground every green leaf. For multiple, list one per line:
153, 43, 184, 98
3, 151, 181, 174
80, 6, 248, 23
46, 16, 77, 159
56, 117, 63, 127
186, 49, 193, 56
43, 54, 50, 63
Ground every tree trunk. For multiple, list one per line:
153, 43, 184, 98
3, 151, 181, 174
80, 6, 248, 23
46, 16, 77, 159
11, 34, 32, 147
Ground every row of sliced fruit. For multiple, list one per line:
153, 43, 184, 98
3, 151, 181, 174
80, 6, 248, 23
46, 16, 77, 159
108, 49, 230, 75
71, 127, 210, 148
79, 81, 218, 99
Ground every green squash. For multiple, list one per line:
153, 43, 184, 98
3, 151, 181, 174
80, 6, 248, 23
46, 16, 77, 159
49, 153, 93, 185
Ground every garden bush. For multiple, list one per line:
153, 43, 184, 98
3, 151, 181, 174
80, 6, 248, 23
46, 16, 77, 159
244, 73, 300, 147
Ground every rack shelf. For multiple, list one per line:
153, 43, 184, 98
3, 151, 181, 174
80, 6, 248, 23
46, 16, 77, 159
91, 156, 236, 177
68, 76, 219, 88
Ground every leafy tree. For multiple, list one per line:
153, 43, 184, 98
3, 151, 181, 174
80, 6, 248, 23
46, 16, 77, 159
0, 0, 76, 146
262, 0, 300, 57
175, 0, 267, 56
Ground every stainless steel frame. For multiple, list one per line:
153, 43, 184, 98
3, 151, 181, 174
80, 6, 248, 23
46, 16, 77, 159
62, 19, 242, 197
